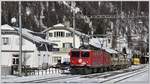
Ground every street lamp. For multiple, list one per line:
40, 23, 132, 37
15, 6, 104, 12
0, 1, 1, 82
11, 17, 17, 24
26, 7, 31, 16
72, 1, 76, 48
11, 2, 22, 76
18, 1, 22, 77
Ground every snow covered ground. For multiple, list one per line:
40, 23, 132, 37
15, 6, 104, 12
118, 70, 149, 84
1, 64, 149, 84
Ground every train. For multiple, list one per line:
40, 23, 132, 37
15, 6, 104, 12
70, 46, 130, 74
132, 54, 140, 65
132, 54, 149, 65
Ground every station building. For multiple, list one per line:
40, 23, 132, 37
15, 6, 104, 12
42, 23, 90, 65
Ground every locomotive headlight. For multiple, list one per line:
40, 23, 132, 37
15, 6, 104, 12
78, 59, 82, 63
82, 62, 86, 65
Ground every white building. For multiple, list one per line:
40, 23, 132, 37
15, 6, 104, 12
42, 23, 90, 65
1, 25, 56, 75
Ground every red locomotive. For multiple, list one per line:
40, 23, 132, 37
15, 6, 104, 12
70, 47, 129, 74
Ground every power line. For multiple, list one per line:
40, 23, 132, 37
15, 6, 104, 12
87, 15, 148, 19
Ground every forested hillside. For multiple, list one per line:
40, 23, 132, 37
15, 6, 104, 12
1, 1, 149, 51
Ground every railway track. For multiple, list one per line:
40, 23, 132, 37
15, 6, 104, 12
81, 64, 146, 79
48, 65, 147, 83
19, 75, 79, 83
52, 65, 147, 83
114, 70, 148, 83
99, 67, 148, 83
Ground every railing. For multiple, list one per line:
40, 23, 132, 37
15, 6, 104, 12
12, 66, 68, 76
25, 66, 64, 76
59, 48, 71, 52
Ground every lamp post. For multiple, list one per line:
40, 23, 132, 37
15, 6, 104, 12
18, 1, 22, 77
10, 2, 22, 76
0, 1, 1, 83
72, 1, 76, 48
138, 20, 143, 56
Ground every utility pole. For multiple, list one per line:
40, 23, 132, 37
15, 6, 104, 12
0, 1, 2, 83
72, 1, 76, 48
18, 1, 22, 77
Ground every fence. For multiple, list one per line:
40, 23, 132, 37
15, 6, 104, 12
26, 67, 65, 76
1, 66, 12, 76
12, 66, 68, 76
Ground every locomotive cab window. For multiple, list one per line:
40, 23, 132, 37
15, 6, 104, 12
81, 51, 89, 57
71, 51, 80, 57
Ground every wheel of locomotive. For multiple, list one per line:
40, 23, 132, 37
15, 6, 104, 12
107, 67, 110, 71
78, 69, 84, 74
70, 68, 78, 74
83, 68, 92, 75
92, 68, 97, 73
104, 67, 108, 72
87, 68, 92, 74
98, 68, 104, 73
78, 68, 87, 75
97, 68, 101, 73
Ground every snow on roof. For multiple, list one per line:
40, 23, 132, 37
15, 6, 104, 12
102, 47, 118, 53
1, 24, 56, 45
53, 23, 65, 28
89, 38, 102, 48
89, 38, 118, 53
14, 27, 52, 44
1, 24, 15, 30
42, 23, 90, 38
67, 27, 90, 38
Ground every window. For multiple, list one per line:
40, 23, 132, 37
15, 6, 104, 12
54, 32, 65, 37
63, 43, 72, 48
52, 57, 61, 63
66, 33, 73, 37
12, 55, 19, 65
108, 39, 111, 43
71, 51, 80, 57
49, 33, 53, 37
2, 37, 9, 45
81, 51, 89, 57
